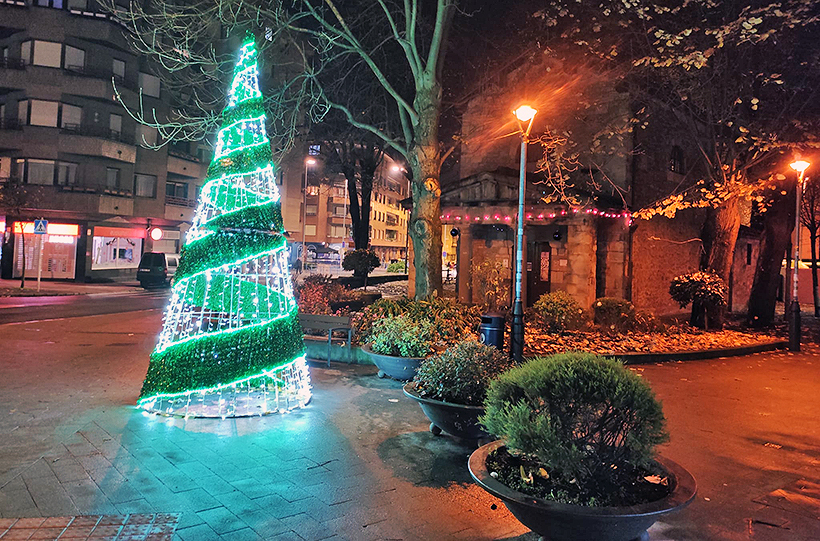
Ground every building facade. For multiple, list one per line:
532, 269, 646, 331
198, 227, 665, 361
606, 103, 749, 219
277, 148, 410, 268
0, 0, 207, 282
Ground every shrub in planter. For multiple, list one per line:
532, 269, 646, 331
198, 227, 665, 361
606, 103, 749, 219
386, 261, 406, 273
369, 315, 436, 358
342, 249, 381, 277
296, 274, 349, 315
353, 297, 481, 346
669, 271, 728, 329
414, 341, 515, 406
592, 297, 636, 331
533, 291, 585, 332
481, 353, 670, 506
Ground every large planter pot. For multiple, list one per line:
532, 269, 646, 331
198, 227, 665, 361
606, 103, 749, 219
403, 382, 490, 439
362, 344, 425, 381
468, 441, 696, 541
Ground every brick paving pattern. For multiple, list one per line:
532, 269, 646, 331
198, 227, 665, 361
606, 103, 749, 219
0, 514, 178, 540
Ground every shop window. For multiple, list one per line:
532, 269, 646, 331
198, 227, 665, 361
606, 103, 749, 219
32, 41, 62, 68
138, 72, 161, 98
92, 236, 143, 270
60, 103, 82, 130
112, 58, 125, 80
135, 174, 157, 198
670, 145, 685, 174
106, 167, 120, 189
29, 100, 59, 127
27, 159, 56, 185
64, 45, 85, 72
306, 204, 318, 216
68, 0, 88, 11
166, 181, 188, 199
57, 161, 77, 185
33, 0, 64, 7
305, 224, 317, 236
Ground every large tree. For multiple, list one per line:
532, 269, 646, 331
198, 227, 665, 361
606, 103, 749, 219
105, 0, 457, 299
536, 0, 820, 326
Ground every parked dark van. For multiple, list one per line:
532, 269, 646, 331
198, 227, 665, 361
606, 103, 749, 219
137, 252, 178, 288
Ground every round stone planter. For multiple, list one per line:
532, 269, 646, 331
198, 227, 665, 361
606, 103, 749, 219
403, 382, 490, 440
468, 440, 697, 541
362, 344, 425, 381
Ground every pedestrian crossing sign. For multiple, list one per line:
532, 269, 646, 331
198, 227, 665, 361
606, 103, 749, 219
34, 219, 47, 234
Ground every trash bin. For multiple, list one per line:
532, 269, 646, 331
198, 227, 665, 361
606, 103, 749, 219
479, 314, 505, 350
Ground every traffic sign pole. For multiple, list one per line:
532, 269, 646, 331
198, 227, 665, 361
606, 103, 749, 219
37, 234, 43, 292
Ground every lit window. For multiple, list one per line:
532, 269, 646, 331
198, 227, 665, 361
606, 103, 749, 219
306, 185, 319, 196
29, 100, 59, 127
57, 161, 77, 185
306, 204, 318, 216
112, 59, 125, 80
32, 41, 62, 68
64, 45, 85, 72
27, 159, 56, 185
135, 174, 157, 198
60, 103, 82, 130
305, 224, 317, 236
308, 144, 320, 156
106, 168, 120, 189
138, 72, 161, 98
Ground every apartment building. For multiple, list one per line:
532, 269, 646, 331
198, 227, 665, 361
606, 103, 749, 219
0, 0, 207, 281
278, 150, 410, 266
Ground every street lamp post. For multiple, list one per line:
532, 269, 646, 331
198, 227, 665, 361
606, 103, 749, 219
302, 158, 316, 273
788, 159, 810, 352
511, 105, 537, 363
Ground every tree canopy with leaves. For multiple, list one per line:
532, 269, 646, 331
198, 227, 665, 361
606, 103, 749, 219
533, 0, 820, 324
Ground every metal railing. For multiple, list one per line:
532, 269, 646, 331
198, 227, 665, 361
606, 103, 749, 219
165, 195, 196, 208
0, 118, 23, 130
0, 57, 25, 70
168, 148, 201, 163
60, 124, 135, 145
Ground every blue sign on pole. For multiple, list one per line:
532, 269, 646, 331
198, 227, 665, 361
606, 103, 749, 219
33, 219, 48, 234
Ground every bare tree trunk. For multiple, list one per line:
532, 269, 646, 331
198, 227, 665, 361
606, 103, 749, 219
749, 183, 795, 326
811, 229, 819, 317
408, 85, 443, 300
700, 197, 741, 329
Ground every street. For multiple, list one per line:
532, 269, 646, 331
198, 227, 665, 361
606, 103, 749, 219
0, 298, 819, 539
0, 289, 170, 325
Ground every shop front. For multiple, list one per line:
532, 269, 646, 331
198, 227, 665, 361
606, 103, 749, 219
10, 221, 81, 280
88, 225, 146, 280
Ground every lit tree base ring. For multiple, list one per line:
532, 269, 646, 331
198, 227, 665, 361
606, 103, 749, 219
137, 357, 311, 418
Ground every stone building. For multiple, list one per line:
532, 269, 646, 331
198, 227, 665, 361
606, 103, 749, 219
440, 55, 759, 315
0, 0, 207, 281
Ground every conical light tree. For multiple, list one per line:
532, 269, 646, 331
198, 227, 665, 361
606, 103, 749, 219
138, 37, 310, 417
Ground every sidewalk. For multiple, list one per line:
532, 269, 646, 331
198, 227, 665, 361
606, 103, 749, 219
1, 308, 819, 540
0, 279, 144, 297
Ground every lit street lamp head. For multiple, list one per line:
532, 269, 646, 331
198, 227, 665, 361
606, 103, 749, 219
790, 160, 810, 173
514, 105, 537, 122
305, 158, 317, 166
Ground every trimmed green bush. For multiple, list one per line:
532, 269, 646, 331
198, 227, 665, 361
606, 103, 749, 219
592, 297, 636, 331
481, 353, 669, 503
343, 249, 380, 277
413, 341, 515, 406
386, 261, 406, 273
369, 315, 435, 357
669, 271, 727, 310
533, 291, 585, 332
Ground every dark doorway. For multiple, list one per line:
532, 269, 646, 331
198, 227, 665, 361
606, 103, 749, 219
527, 241, 551, 306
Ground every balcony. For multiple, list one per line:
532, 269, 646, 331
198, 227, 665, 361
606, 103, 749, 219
0, 57, 25, 70
167, 155, 202, 179
165, 195, 197, 208
0, 118, 23, 131
385, 214, 399, 226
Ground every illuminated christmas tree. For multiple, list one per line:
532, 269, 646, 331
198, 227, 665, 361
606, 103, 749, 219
138, 37, 310, 417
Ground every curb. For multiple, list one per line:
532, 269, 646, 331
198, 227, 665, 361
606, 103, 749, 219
612, 339, 788, 364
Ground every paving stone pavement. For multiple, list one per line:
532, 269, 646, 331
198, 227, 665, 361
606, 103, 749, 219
2, 305, 819, 541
